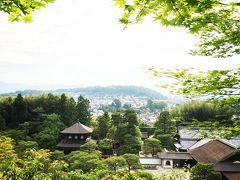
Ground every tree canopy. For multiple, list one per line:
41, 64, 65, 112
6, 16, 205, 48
0, 0, 55, 22
115, 0, 240, 57
150, 67, 240, 111
76, 95, 91, 125
112, 110, 142, 155
171, 101, 235, 122
143, 138, 161, 156
190, 163, 222, 180
150, 67, 240, 136
122, 153, 141, 172
104, 156, 126, 171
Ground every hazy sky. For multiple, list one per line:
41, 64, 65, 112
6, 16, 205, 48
0, 0, 239, 89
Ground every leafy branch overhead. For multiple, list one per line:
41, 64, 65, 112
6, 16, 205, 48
149, 67, 240, 97
0, 0, 55, 22
114, 0, 240, 58
149, 67, 240, 108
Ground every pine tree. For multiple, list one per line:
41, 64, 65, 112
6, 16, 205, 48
0, 114, 6, 130
76, 95, 91, 125
11, 94, 28, 127
114, 110, 141, 155
97, 112, 110, 140
58, 94, 76, 126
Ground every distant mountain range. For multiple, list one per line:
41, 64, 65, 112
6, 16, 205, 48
0, 81, 30, 94
0, 82, 73, 94
0, 84, 167, 99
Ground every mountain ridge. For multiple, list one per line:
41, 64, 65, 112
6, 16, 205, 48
0, 85, 167, 99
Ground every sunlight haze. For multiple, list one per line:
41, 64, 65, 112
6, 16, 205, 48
0, 0, 239, 89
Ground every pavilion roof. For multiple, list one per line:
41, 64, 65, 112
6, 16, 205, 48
61, 122, 93, 134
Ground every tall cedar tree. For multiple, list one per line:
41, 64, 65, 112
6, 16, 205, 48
45, 93, 59, 114
154, 111, 173, 134
58, 94, 76, 126
97, 112, 110, 140
11, 94, 28, 127
76, 95, 91, 125
0, 114, 6, 130
116, 110, 141, 155
0, 97, 13, 127
143, 138, 161, 156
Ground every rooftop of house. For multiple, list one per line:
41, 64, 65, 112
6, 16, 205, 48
215, 160, 240, 172
141, 132, 149, 139
189, 139, 235, 164
176, 126, 240, 151
61, 122, 93, 134
158, 151, 193, 160
178, 126, 222, 140
215, 152, 240, 180
222, 139, 240, 148
139, 157, 161, 165
188, 138, 212, 150
175, 140, 198, 150
222, 172, 240, 180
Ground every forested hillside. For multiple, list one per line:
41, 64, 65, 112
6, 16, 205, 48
1, 86, 167, 100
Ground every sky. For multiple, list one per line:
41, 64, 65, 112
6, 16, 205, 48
0, 0, 239, 90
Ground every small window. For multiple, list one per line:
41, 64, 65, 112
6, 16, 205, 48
166, 160, 171, 166
80, 135, 84, 139
74, 135, 78, 139
68, 135, 72, 139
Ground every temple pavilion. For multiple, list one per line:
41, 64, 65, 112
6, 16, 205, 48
56, 122, 93, 153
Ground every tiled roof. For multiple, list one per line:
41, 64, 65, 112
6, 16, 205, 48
220, 139, 240, 148
158, 151, 192, 160
174, 143, 182, 149
178, 126, 221, 140
141, 132, 149, 139
179, 140, 197, 150
178, 126, 201, 139
189, 139, 234, 163
222, 172, 240, 180
189, 138, 240, 150
216, 153, 240, 180
189, 138, 212, 150
215, 161, 240, 172
61, 122, 93, 134
139, 157, 161, 165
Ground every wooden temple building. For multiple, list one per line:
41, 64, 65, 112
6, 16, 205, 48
56, 122, 93, 153
189, 139, 240, 180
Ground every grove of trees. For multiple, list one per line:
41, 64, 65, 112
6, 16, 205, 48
0, 92, 235, 179
0, 93, 91, 149
149, 67, 240, 136
0, 136, 150, 179
0, 93, 149, 179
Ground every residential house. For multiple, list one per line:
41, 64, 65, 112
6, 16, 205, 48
175, 126, 240, 152
158, 149, 194, 168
